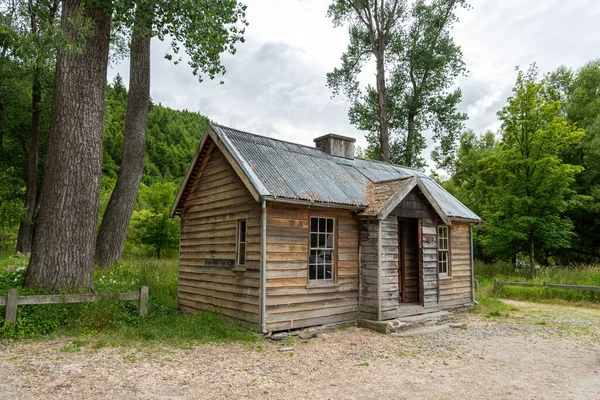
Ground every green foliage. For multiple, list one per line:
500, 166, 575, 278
0, 255, 258, 345
545, 60, 600, 261
111, 0, 248, 82
103, 78, 209, 186
447, 66, 585, 265
129, 182, 179, 259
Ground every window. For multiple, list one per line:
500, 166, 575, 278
309, 217, 335, 281
438, 225, 449, 276
237, 220, 246, 266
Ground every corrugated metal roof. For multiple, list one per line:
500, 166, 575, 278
210, 124, 481, 221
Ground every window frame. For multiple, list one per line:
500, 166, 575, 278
236, 219, 247, 267
438, 225, 451, 277
308, 216, 337, 283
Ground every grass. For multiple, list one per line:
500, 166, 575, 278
0, 252, 259, 347
475, 260, 600, 306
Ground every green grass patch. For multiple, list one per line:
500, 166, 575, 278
0, 253, 259, 347
475, 261, 600, 306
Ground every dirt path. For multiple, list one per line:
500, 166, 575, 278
1, 301, 599, 400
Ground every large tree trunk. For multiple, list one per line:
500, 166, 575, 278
375, 49, 390, 163
406, 113, 416, 167
16, 66, 42, 253
25, 0, 112, 292
95, 8, 152, 267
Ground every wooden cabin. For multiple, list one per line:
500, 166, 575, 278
171, 124, 482, 333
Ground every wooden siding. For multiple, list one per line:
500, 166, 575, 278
265, 204, 359, 331
178, 143, 262, 325
390, 189, 436, 220
379, 216, 400, 320
421, 217, 440, 309
439, 222, 473, 308
358, 219, 379, 320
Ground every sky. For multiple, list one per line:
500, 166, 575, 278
108, 0, 600, 168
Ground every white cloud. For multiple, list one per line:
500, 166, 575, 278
108, 0, 600, 166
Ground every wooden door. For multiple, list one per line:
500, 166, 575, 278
398, 218, 420, 304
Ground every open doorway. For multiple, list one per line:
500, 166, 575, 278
398, 218, 421, 304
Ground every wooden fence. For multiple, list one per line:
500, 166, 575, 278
493, 278, 600, 293
1, 286, 149, 324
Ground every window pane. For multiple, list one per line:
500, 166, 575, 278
326, 234, 334, 248
325, 264, 332, 279
309, 264, 316, 280
318, 234, 325, 248
310, 233, 318, 247
309, 250, 317, 264
319, 218, 326, 233
317, 264, 324, 280
327, 218, 333, 233
324, 250, 332, 264
239, 243, 246, 265
239, 220, 246, 242
311, 218, 318, 233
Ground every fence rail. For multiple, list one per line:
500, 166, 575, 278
1, 286, 149, 324
493, 278, 600, 292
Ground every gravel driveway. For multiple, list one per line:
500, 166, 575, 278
1, 300, 599, 400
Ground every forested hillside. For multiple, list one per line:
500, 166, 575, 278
102, 75, 208, 186
0, 72, 208, 256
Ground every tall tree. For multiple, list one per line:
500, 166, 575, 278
95, 0, 247, 266
479, 66, 584, 274
25, 0, 113, 291
16, 0, 60, 253
327, 0, 405, 162
544, 61, 600, 261
95, 2, 153, 267
328, 0, 468, 168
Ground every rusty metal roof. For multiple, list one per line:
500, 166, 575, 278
210, 123, 481, 222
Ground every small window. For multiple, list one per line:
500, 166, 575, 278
237, 220, 246, 266
438, 225, 449, 276
309, 217, 335, 281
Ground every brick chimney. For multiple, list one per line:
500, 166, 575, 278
314, 133, 356, 159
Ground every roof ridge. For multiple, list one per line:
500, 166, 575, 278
212, 123, 427, 174
354, 156, 426, 173
372, 176, 414, 185
211, 122, 331, 156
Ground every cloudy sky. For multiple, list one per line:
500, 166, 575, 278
109, 0, 600, 166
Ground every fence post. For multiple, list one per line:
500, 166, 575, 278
5, 288, 18, 323
493, 278, 498, 291
139, 286, 149, 316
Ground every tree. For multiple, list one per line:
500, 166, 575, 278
327, 0, 405, 162
130, 182, 178, 259
95, 0, 247, 267
328, 0, 468, 169
15, 0, 60, 253
25, 0, 113, 291
478, 66, 584, 274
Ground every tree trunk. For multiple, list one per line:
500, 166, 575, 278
406, 113, 416, 167
0, 102, 4, 156
25, 0, 112, 292
95, 10, 151, 267
529, 231, 535, 276
16, 66, 42, 253
375, 49, 389, 163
